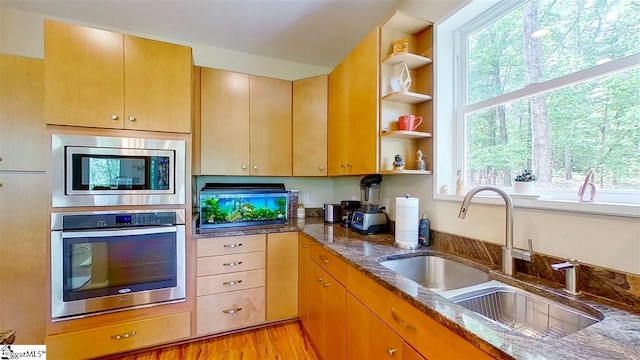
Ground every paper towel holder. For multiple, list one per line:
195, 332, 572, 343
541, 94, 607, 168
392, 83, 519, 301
393, 194, 421, 250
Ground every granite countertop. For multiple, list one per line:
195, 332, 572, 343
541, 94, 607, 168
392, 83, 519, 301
193, 219, 640, 359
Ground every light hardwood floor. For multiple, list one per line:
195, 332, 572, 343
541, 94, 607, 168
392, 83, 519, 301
101, 321, 319, 360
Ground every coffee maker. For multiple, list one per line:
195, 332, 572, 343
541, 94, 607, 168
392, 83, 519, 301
351, 175, 389, 235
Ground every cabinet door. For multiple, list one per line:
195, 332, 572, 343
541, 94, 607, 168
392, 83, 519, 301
328, 58, 350, 176
0, 173, 48, 344
348, 27, 380, 175
266, 232, 298, 321
124, 35, 192, 133
324, 272, 347, 360
200, 68, 250, 175
249, 75, 292, 176
298, 234, 310, 332
44, 20, 124, 128
308, 261, 327, 357
293, 75, 328, 176
347, 293, 403, 360
0, 55, 46, 172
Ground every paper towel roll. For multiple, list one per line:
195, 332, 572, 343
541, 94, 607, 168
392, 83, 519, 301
395, 196, 419, 248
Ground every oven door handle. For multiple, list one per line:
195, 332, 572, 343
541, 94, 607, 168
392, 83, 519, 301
60, 226, 179, 238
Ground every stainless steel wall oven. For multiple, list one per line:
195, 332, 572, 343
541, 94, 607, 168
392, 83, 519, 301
50, 209, 186, 321
52, 134, 186, 207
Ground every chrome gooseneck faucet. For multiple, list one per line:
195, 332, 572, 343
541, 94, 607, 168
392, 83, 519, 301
458, 185, 533, 276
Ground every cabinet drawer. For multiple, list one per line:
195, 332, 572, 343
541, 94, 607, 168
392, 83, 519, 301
45, 312, 190, 360
309, 240, 346, 285
197, 234, 266, 257
346, 267, 493, 360
197, 287, 266, 335
197, 269, 266, 296
197, 251, 265, 276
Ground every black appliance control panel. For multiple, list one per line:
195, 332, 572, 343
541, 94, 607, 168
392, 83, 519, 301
62, 211, 177, 230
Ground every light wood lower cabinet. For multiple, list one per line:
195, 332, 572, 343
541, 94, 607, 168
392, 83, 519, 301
197, 287, 266, 334
266, 232, 298, 321
346, 266, 493, 360
347, 293, 404, 360
298, 233, 311, 332
309, 260, 347, 360
45, 312, 191, 360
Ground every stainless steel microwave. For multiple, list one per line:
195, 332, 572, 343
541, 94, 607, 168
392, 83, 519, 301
52, 134, 186, 207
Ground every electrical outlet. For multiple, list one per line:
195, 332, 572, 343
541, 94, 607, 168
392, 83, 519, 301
381, 198, 389, 212
302, 193, 310, 204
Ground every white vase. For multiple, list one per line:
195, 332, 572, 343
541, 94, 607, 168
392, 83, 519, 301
513, 181, 535, 195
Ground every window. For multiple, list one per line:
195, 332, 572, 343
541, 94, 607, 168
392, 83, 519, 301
436, 0, 640, 211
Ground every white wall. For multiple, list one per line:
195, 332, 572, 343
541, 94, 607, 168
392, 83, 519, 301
0, 7, 330, 80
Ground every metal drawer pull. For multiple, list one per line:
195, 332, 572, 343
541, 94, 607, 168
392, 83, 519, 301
223, 243, 243, 248
223, 307, 243, 314
387, 348, 397, 357
303, 244, 309, 248
111, 331, 136, 340
391, 309, 418, 333
319, 255, 330, 264
223, 280, 242, 286
317, 277, 324, 282
323, 283, 332, 288
223, 261, 243, 266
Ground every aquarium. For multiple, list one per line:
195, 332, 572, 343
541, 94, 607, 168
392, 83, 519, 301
199, 183, 288, 229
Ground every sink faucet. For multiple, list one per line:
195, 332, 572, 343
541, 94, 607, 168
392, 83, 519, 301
458, 185, 533, 276
551, 259, 581, 295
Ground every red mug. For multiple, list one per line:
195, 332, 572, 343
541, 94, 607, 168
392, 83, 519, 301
398, 115, 423, 131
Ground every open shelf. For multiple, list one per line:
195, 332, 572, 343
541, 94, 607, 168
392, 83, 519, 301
381, 130, 432, 139
381, 91, 432, 104
381, 169, 432, 175
382, 52, 432, 69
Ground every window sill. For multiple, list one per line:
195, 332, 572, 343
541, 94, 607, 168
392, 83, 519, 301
433, 193, 640, 218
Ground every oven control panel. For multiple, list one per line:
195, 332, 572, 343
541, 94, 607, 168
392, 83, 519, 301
61, 211, 178, 230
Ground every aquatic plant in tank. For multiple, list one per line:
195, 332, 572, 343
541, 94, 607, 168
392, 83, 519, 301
200, 191, 288, 229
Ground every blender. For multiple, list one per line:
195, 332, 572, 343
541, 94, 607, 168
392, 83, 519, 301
351, 174, 389, 234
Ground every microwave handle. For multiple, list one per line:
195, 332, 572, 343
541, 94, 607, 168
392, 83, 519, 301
60, 226, 179, 239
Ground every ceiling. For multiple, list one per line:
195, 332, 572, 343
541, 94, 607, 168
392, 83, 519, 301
0, 0, 404, 68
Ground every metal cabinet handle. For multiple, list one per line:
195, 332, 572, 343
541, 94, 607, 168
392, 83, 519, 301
222, 307, 242, 314
387, 348, 397, 357
303, 244, 309, 248
223, 280, 242, 286
242, 165, 247, 169
316, 277, 324, 282
111, 331, 136, 340
253, 165, 258, 170
319, 255, 329, 264
323, 283, 331, 288
391, 309, 418, 333
223, 261, 243, 266
319, 165, 325, 170
223, 243, 243, 248
110, 114, 118, 120
128, 115, 136, 121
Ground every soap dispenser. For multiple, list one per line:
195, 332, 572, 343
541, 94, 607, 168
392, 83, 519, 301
418, 213, 430, 246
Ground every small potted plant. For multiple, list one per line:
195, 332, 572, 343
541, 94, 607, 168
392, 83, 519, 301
513, 169, 537, 195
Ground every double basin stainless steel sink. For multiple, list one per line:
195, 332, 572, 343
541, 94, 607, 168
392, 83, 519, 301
379, 255, 601, 340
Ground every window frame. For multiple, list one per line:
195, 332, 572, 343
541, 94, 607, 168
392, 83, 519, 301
434, 0, 640, 218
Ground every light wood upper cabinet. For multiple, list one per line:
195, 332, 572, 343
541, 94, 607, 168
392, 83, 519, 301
199, 68, 250, 175
249, 75, 292, 176
0, 54, 46, 172
293, 75, 328, 176
348, 28, 380, 175
44, 20, 191, 133
266, 232, 298, 321
328, 58, 350, 176
327, 28, 380, 176
123, 35, 192, 133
